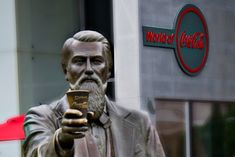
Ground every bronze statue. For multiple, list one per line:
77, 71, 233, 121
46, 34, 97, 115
23, 30, 166, 157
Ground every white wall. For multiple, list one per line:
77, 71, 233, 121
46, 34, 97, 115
113, 0, 141, 110
0, 0, 21, 156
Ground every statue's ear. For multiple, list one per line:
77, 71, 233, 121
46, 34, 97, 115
62, 64, 67, 74
65, 70, 69, 81
62, 64, 69, 81
65, 75, 69, 81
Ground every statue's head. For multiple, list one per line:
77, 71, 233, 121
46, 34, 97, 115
61, 30, 113, 91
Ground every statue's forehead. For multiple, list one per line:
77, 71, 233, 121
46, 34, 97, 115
69, 41, 103, 53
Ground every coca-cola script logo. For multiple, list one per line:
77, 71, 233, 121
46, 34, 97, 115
143, 4, 209, 76
180, 32, 204, 49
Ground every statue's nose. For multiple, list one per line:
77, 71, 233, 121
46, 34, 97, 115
84, 59, 94, 75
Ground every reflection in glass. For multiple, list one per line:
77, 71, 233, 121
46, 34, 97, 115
155, 100, 186, 157
192, 102, 235, 157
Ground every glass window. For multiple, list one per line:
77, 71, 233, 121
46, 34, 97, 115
154, 100, 235, 157
17, 0, 80, 113
192, 102, 235, 157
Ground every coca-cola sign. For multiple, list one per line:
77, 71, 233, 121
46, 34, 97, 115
143, 4, 209, 76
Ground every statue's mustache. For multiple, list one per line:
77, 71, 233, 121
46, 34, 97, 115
79, 76, 100, 86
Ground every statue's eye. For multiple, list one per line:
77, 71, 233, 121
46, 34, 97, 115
91, 57, 104, 65
72, 57, 86, 65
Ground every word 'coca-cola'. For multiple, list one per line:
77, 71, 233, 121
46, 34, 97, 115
180, 31, 204, 49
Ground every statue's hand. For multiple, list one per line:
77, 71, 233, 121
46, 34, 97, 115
58, 109, 88, 149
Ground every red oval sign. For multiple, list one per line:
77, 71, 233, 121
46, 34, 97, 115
175, 4, 209, 75
143, 4, 209, 76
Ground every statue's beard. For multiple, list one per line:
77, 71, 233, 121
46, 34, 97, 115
69, 74, 106, 120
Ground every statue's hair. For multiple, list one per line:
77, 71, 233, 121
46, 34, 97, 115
61, 30, 113, 74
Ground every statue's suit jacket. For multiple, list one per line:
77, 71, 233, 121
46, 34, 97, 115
23, 96, 165, 157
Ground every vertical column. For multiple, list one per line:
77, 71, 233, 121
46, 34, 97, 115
0, 0, 20, 156
113, 0, 141, 109
185, 102, 192, 157
17, 0, 34, 114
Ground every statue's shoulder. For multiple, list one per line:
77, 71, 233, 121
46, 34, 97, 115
28, 100, 57, 111
26, 98, 64, 119
110, 101, 150, 125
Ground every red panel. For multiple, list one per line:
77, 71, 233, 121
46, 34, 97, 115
0, 115, 25, 141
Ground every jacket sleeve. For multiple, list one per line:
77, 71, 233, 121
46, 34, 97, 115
146, 123, 166, 157
136, 111, 166, 157
23, 105, 74, 157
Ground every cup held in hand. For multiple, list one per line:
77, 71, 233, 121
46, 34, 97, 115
66, 90, 89, 118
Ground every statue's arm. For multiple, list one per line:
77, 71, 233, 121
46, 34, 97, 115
23, 105, 74, 157
144, 115, 166, 157
131, 110, 166, 157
